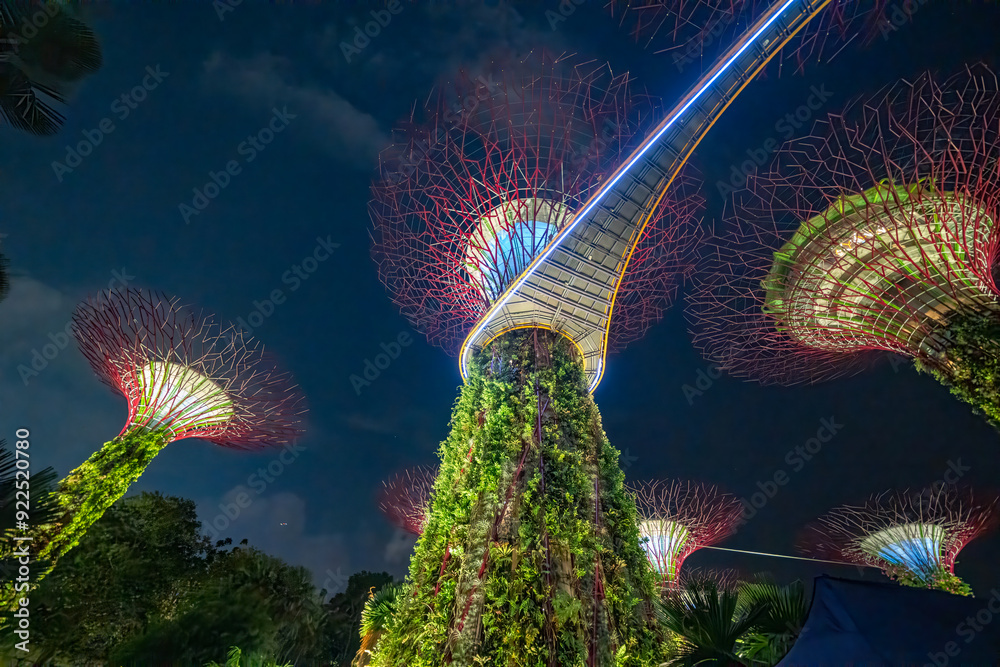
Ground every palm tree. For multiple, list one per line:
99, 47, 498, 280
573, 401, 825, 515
0, 1, 102, 135
354, 583, 402, 666
656, 576, 768, 666
737, 580, 809, 665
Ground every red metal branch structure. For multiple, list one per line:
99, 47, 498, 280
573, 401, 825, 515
1, 288, 305, 611
798, 486, 998, 595
606, 0, 895, 71
688, 67, 1000, 420
629, 479, 744, 588
379, 465, 437, 536
75, 288, 305, 446
371, 50, 702, 357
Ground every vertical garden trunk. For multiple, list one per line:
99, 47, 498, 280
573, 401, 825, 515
371, 330, 665, 667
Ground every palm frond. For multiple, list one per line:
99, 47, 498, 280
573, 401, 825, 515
16, 13, 103, 81
738, 579, 808, 636
657, 578, 766, 666
0, 62, 65, 135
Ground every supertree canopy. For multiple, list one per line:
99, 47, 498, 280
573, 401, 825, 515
629, 480, 743, 588
798, 486, 999, 596
378, 465, 437, 536
606, 0, 895, 72
689, 66, 1000, 426
371, 50, 702, 356
366, 52, 700, 666
0, 288, 304, 610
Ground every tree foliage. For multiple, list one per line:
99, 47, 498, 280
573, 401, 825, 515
0, 492, 337, 666
0, 0, 102, 135
916, 310, 1000, 429
0, 431, 173, 612
355, 582, 403, 666
654, 575, 810, 667
736, 579, 808, 665
324, 571, 394, 665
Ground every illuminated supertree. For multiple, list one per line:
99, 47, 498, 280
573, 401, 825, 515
798, 486, 999, 596
606, 0, 895, 72
378, 466, 437, 536
1, 288, 304, 610
368, 52, 701, 666
629, 480, 743, 589
689, 66, 1000, 427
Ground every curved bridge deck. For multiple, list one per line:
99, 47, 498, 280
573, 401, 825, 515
460, 0, 833, 390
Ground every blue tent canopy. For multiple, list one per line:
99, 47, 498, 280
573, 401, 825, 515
778, 576, 1000, 666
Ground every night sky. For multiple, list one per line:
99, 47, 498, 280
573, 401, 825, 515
3, 1, 1000, 598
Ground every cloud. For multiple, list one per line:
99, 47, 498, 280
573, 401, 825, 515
383, 526, 417, 564
202, 51, 388, 167
201, 485, 353, 594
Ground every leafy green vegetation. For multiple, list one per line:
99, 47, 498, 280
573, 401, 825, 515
915, 309, 1000, 428
736, 580, 809, 664
355, 582, 404, 666
204, 645, 293, 667
656, 576, 809, 666
1, 491, 386, 666
0, 430, 173, 612
370, 329, 666, 666
883, 563, 973, 596
325, 571, 395, 664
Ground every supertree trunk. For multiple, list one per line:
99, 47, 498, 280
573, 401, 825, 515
371, 329, 665, 667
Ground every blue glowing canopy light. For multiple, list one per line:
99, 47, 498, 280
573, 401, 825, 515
465, 198, 573, 303
861, 523, 946, 581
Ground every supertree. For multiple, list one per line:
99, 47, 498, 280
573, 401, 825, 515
606, 0, 897, 72
689, 66, 1000, 427
629, 480, 743, 589
378, 465, 437, 536
0, 288, 304, 611
798, 486, 999, 596
368, 51, 702, 666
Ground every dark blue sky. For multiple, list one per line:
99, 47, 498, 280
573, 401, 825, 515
3, 1, 1000, 597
